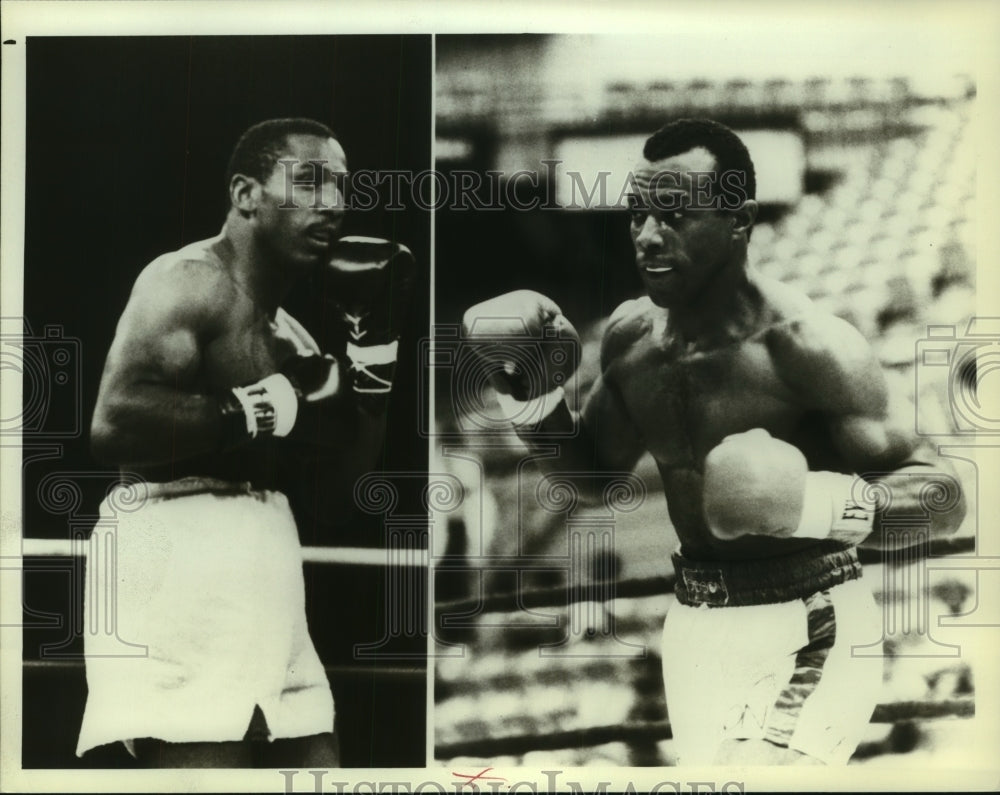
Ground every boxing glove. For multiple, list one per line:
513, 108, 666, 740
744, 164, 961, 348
703, 428, 875, 542
462, 290, 581, 425
318, 236, 416, 398
219, 354, 342, 446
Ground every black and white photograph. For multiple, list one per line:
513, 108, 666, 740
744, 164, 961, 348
430, 26, 998, 781
7, 30, 431, 773
1, 2, 999, 794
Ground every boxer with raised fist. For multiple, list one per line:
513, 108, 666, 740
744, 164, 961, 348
468, 119, 965, 765
78, 119, 413, 768
320, 236, 416, 401
462, 290, 581, 426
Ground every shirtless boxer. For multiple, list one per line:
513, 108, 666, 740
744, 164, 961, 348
76, 118, 414, 768
463, 118, 965, 765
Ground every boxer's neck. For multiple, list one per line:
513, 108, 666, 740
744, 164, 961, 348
221, 214, 294, 316
667, 264, 766, 350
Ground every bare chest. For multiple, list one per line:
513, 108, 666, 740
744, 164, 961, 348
201, 309, 310, 390
612, 336, 802, 468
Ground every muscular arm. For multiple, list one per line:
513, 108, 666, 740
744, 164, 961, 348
768, 314, 967, 549
90, 259, 232, 467
514, 301, 647, 492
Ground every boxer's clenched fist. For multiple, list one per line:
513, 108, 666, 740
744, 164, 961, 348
321, 236, 416, 397
461, 290, 581, 404
703, 428, 809, 540
703, 428, 875, 544
219, 354, 344, 445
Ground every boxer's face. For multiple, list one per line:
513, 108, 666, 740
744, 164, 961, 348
628, 147, 736, 308
255, 134, 347, 272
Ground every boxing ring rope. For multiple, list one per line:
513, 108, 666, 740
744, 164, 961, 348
20, 534, 976, 613
18, 538, 429, 567
22, 658, 425, 680
434, 535, 975, 616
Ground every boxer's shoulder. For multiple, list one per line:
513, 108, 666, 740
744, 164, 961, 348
137, 239, 228, 293
764, 310, 875, 373
764, 309, 885, 413
757, 272, 814, 316
130, 238, 242, 333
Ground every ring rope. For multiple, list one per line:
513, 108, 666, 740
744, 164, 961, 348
22, 658, 424, 679
434, 535, 975, 617
436, 575, 671, 617
17, 535, 975, 592
17, 538, 428, 567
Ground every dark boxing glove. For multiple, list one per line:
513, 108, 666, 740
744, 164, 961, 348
318, 236, 416, 399
462, 290, 581, 426
218, 354, 342, 446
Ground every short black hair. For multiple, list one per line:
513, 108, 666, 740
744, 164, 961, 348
225, 117, 337, 197
643, 118, 756, 202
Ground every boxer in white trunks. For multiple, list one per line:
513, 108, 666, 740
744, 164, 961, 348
462, 118, 966, 765
77, 118, 414, 767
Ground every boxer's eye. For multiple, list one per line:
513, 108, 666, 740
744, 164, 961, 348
630, 207, 651, 226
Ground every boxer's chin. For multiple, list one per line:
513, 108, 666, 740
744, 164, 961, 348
642, 275, 684, 308
646, 291, 679, 309
290, 240, 330, 270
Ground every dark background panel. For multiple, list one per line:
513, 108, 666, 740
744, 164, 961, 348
24, 35, 431, 507
22, 34, 431, 769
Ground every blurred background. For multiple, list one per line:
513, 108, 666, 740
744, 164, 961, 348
432, 32, 986, 768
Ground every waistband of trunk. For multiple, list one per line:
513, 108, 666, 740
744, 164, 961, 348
671, 541, 862, 607
106, 476, 262, 504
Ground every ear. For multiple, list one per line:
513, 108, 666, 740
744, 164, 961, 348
730, 199, 758, 236
229, 174, 261, 215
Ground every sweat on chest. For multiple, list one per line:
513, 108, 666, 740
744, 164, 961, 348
616, 339, 800, 464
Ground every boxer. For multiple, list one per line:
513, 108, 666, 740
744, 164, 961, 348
77, 119, 414, 768
463, 119, 965, 765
